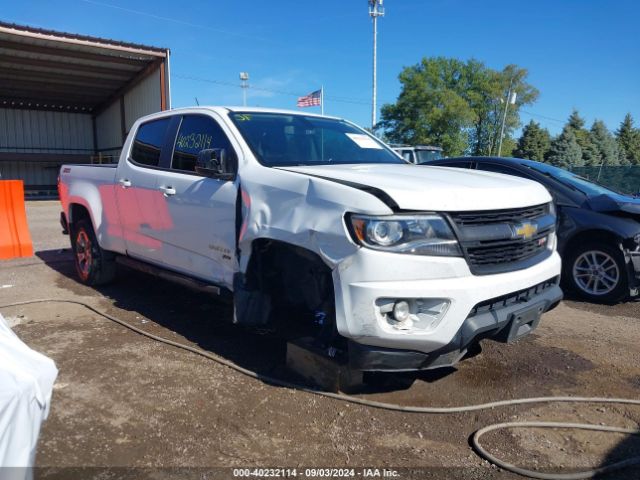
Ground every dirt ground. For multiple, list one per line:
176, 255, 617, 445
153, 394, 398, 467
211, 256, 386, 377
1, 200, 639, 479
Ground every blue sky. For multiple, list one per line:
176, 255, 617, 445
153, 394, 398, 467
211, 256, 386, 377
3, 0, 639, 135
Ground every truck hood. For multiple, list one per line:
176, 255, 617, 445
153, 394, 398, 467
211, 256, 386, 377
279, 164, 551, 211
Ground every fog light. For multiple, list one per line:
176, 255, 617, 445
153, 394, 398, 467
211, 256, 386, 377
392, 300, 411, 322
377, 297, 450, 332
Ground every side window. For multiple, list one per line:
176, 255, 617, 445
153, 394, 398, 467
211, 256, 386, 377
401, 150, 413, 163
478, 163, 527, 178
130, 118, 171, 167
171, 115, 234, 173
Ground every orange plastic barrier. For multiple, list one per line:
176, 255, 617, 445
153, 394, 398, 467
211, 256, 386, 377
0, 180, 34, 259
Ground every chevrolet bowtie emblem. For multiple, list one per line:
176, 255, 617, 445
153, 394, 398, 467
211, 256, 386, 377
513, 222, 538, 240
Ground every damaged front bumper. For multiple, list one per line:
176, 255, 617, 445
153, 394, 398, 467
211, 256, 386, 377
348, 278, 563, 371
333, 248, 562, 355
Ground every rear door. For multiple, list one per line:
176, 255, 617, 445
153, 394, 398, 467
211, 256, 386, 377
150, 113, 239, 287
115, 116, 175, 262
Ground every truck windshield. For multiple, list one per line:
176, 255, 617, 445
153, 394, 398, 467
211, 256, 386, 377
229, 112, 404, 167
416, 150, 443, 164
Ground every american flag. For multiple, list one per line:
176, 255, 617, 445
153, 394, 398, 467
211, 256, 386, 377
297, 89, 322, 108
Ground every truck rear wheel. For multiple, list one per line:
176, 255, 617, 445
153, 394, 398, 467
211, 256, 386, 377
71, 219, 116, 286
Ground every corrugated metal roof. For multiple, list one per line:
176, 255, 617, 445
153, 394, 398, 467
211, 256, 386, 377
0, 22, 168, 113
0, 21, 168, 55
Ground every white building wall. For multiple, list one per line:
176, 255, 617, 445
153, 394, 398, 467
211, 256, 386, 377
95, 100, 122, 159
124, 69, 161, 132
0, 160, 63, 186
0, 108, 93, 154
0, 65, 165, 190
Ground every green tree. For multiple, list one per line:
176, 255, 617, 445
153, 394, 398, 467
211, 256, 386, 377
467, 64, 539, 156
567, 109, 586, 131
589, 120, 619, 165
581, 141, 601, 167
565, 109, 598, 165
499, 137, 517, 157
615, 113, 640, 165
379, 57, 538, 156
513, 120, 551, 161
618, 145, 631, 166
379, 57, 475, 155
547, 126, 583, 168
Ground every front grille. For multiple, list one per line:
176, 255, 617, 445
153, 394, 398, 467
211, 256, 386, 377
466, 228, 552, 266
449, 204, 548, 226
448, 203, 554, 275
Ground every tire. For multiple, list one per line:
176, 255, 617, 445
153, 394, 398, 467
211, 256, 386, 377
71, 218, 117, 286
563, 241, 628, 304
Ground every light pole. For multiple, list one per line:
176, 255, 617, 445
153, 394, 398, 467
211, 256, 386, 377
239, 72, 249, 106
497, 79, 516, 156
369, 0, 384, 130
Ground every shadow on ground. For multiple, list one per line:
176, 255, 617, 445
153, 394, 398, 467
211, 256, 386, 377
31, 249, 640, 477
595, 434, 640, 479
34, 248, 457, 394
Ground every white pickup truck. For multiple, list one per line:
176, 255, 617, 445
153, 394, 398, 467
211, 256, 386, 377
59, 107, 562, 371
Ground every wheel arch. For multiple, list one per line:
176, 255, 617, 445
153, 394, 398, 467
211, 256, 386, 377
69, 202, 90, 222
234, 237, 336, 330
563, 228, 624, 256
243, 237, 333, 274
68, 202, 95, 233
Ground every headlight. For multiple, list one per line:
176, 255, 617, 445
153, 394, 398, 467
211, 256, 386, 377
349, 214, 462, 256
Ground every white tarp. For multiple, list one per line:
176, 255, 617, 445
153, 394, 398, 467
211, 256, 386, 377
0, 313, 58, 470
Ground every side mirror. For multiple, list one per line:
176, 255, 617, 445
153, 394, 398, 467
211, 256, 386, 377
195, 148, 235, 180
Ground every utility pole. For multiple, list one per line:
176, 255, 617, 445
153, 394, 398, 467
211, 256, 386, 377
239, 72, 249, 106
497, 78, 516, 156
369, 0, 384, 130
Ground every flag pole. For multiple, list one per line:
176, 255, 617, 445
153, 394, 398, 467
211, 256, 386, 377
320, 86, 325, 160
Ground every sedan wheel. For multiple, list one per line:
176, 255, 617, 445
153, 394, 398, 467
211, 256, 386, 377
572, 250, 620, 296
564, 241, 628, 304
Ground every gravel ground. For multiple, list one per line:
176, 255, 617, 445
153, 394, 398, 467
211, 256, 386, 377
1, 200, 639, 479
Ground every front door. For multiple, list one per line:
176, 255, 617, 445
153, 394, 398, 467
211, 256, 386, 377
151, 113, 239, 288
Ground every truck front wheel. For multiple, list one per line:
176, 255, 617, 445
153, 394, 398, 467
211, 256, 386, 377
71, 219, 117, 286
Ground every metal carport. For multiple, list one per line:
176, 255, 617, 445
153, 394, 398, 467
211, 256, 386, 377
0, 22, 170, 196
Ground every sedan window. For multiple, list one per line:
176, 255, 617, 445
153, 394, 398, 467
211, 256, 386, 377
477, 163, 528, 178
430, 160, 473, 169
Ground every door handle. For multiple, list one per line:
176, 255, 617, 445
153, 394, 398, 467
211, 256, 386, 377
159, 185, 176, 197
118, 178, 132, 188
